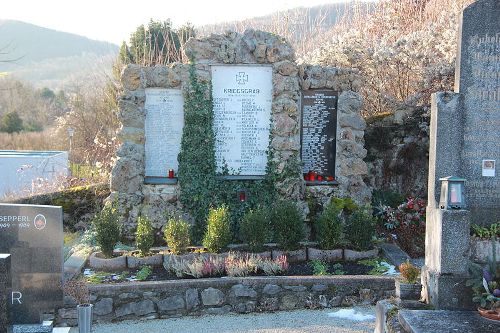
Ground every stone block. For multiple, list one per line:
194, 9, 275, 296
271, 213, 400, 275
262, 284, 282, 296
280, 294, 299, 310
122, 65, 143, 91
230, 285, 257, 298
421, 267, 473, 310
374, 299, 397, 333
185, 289, 199, 310
201, 288, 225, 306
425, 209, 470, 275
157, 296, 185, 312
93, 298, 113, 316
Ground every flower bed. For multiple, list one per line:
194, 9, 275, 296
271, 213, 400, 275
57, 275, 396, 325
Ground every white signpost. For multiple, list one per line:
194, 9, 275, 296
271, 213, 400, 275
144, 88, 184, 177
211, 65, 272, 176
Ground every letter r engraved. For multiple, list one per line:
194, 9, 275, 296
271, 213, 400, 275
12, 291, 22, 304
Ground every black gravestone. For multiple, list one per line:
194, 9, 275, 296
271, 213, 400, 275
455, 0, 500, 224
0, 204, 63, 325
300, 90, 338, 178
0, 254, 11, 333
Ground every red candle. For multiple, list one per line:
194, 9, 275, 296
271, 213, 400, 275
239, 191, 246, 202
317, 175, 323, 181
168, 169, 174, 178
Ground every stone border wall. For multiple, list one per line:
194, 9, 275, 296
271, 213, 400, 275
57, 275, 395, 325
111, 29, 370, 235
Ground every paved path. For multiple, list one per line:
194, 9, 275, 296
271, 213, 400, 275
70, 307, 375, 333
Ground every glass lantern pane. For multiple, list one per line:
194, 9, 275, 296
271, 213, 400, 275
449, 183, 462, 204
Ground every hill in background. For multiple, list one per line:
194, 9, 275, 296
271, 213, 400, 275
199, 2, 374, 57
0, 20, 118, 90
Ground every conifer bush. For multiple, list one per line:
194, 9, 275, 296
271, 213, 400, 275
240, 207, 270, 252
92, 202, 121, 258
316, 200, 343, 250
272, 201, 304, 251
345, 206, 375, 251
164, 217, 190, 255
136, 215, 154, 256
203, 205, 231, 253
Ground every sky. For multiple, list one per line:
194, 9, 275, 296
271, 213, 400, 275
0, 0, 349, 45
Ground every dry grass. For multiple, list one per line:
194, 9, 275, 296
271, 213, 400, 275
0, 130, 63, 151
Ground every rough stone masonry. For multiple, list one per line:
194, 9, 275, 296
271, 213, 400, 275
111, 29, 370, 235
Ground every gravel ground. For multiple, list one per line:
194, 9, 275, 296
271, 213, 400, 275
69, 307, 375, 333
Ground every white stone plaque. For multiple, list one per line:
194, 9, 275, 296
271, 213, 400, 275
212, 65, 272, 176
145, 88, 184, 177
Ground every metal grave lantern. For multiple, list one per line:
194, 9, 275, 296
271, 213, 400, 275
439, 176, 466, 210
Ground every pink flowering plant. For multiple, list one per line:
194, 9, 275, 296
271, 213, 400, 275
379, 197, 426, 230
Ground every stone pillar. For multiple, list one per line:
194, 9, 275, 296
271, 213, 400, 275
0, 254, 11, 333
421, 209, 472, 309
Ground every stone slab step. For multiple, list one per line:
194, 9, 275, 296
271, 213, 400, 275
51, 328, 71, 333
379, 243, 423, 268
398, 310, 500, 333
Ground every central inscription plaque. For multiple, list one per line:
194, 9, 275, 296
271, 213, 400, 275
145, 88, 184, 177
212, 65, 272, 176
301, 90, 338, 178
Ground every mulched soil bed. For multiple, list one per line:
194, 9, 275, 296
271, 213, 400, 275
84, 261, 374, 284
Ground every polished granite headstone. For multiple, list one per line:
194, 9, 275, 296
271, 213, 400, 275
454, 0, 500, 223
0, 254, 11, 333
0, 204, 63, 325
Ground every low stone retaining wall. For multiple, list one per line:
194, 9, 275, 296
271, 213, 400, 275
57, 275, 395, 325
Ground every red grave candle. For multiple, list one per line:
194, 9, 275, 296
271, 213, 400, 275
168, 169, 174, 179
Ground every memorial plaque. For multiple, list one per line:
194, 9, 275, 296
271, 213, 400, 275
455, 0, 500, 222
300, 90, 338, 178
0, 204, 63, 324
212, 65, 272, 176
145, 88, 184, 177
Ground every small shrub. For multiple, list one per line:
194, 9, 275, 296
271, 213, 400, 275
136, 215, 154, 257
240, 207, 270, 252
203, 205, 231, 253
345, 206, 375, 251
201, 256, 226, 277
316, 201, 343, 250
92, 202, 121, 258
311, 259, 329, 276
399, 260, 420, 284
164, 218, 190, 255
272, 201, 305, 251
136, 265, 152, 281
331, 263, 345, 275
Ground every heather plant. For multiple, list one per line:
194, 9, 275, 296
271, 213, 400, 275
240, 207, 270, 252
164, 217, 190, 255
135, 215, 154, 257
272, 201, 305, 251
203, 205, 231, 253
258, 255, 289, 276
63, 279, 90, 305
225, 252, 260, 277
92, 201, 121, 258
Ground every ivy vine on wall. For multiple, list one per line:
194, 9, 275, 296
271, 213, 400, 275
178, 61, 297, 244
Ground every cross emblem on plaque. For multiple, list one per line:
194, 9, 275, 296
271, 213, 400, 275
236, 72, 248, 85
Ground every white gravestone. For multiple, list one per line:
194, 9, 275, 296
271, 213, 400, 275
145, 89, 184, 177
211, 65, 272, 176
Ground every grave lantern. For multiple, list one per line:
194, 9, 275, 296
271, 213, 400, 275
237, 189, 247, 203
439, 176, 466, 210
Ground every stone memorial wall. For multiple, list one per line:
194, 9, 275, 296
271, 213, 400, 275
111, 30, 370, 235
0, 204, 63, 325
